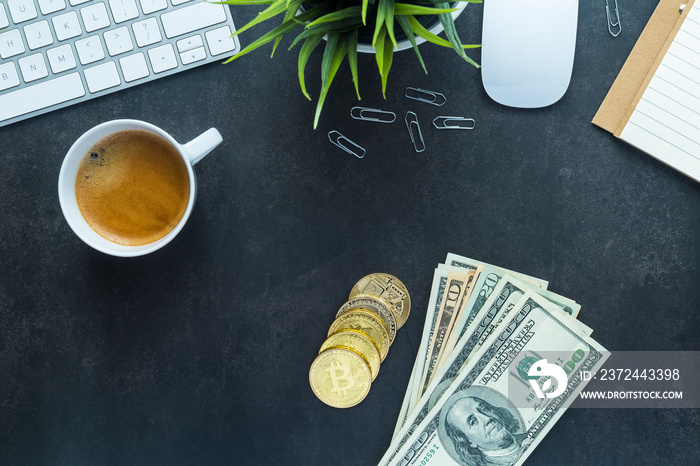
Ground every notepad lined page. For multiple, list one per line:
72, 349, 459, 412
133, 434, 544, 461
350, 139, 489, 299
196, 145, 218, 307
620, 2, 700, 182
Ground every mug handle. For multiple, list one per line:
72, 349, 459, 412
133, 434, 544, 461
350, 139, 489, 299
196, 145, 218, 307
182, 128, 223, 165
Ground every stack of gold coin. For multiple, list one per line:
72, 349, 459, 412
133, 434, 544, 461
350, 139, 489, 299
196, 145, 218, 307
309, 273, 411, 408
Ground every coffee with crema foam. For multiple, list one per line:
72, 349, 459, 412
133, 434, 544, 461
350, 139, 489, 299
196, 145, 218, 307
75, 130, 190, 246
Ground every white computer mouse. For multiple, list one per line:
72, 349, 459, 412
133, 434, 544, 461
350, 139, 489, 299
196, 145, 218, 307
481, 0, 579, 108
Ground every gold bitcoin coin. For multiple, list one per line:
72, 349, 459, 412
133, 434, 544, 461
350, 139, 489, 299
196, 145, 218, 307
319, 329, 381, 381
328, 309, 390, 361
336, 295, 397, 344
309, 347, 372, 408
349, 273, 411, 329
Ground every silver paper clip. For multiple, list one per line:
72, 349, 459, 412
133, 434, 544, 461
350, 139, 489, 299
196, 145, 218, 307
404, 87, 447, 106
328, 130, 366, 158
350, 107, 396, 123
605, 0, 621, 37
432, 116, 476, 130
405, 112, 425, 153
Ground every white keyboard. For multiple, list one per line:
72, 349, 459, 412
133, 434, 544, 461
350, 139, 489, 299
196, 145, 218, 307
0, 0, 240, 127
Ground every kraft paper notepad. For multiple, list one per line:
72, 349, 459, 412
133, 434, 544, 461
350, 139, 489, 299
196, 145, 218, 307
593, 0, 700, 183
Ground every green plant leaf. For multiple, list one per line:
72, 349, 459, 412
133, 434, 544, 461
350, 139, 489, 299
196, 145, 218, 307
436, 2, 461, 43
374, 25, 385, 79
272, 0, 305, 57
373, 0, 399, 48
297, 33, 324, 99
380, 28, 394, 97
305, 6, 363, 28
228, 0, 289, 38
362, 0, 369, 24
346, 29, 361, 100
315, 34, 348, 129
394, 3, 456, 15
294, 2, 336, 22
406, 14, 480, 67
384, 0, 397, 48
290, 16, 365, 48
373, 0, 387, 47
435, 1, 479, 67
396, 15, 426, 74
320, 34, 340, 89
225, 17, 300, 63
373, 24, 393, 98
405, 15, 452, 47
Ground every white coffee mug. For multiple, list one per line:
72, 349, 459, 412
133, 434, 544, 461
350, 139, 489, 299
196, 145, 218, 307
58, 119, 222, 257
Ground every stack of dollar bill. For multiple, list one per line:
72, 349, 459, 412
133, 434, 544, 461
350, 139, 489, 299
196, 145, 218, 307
379, 253, 609, 466
309, 273, 412, 408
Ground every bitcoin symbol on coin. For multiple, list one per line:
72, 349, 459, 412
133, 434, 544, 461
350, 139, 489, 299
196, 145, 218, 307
327, 361, 354, 396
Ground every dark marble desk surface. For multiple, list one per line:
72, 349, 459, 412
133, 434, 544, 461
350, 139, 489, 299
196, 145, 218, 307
1, 1, 698, 465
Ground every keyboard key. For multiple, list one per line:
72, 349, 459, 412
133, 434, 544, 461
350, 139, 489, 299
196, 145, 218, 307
38, 0, 67, 15
52, 10, 82, 41
19, 53, 49, 82
148, 44, 177, 73
109, 0, 139, 24
104, 26, 134, 56
138, 0, 167, 14
180, 46, 206, 65
8, 0, 38, 24
0, 4, 10, 28
47, 43, 78, 73
24, 20, 55, 50
119, 52, 149, 82
161, 3, 227, 39
75, 35, 105, 64
84, 61, 121, 92
69, 0, 92, 5
0, 73, 85, 123
132, 17, 162, 47
81, 3, 111, 32
0, 62, 21, 91
205, 26, 237, 56
0, 29, 26, 58
177, 35, 203, 53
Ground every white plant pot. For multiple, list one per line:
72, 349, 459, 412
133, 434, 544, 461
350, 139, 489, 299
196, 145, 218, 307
356, 3, 468, 53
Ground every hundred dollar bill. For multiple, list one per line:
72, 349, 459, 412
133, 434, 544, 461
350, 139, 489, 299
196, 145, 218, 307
386, 277, 531, 461
381, 291, 608, 466
436, 275, 590, 419
383, 276, 590, 464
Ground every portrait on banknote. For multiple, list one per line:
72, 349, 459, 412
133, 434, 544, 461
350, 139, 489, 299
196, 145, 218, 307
438, 386, 526, 466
